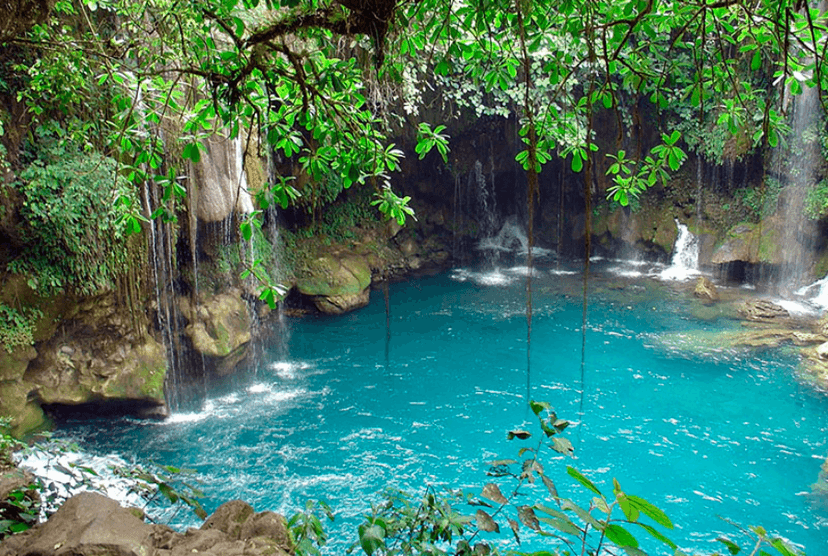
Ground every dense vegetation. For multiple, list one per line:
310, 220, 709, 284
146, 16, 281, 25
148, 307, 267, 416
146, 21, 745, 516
2, 0, 828, 303
2, 0, 828, 554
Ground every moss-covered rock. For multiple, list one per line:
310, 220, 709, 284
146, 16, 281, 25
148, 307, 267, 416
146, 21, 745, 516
26, 334, 167, 407
0, 380, 47, 437
296, 253, 372, 314
180, 291, 252, 359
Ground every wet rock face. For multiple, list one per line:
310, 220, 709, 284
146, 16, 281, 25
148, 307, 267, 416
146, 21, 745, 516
0, 493, 293, 556
179, 290, 252, 376
23, 293, 168, 418
194, 134, 254, 223
693, 276, 719, 302
737, 299, 790, 321
296, 253, 372, 314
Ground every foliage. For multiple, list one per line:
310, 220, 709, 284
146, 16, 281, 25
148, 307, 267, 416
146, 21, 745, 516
0, 488, 39, 538
12, 434, 208, 528
348, 401, 804, 556
9, 133, 136, 296
736, 176, 784, 221
805, 178, 828, 219
0, 423, 39, 539
110, 462, 207, 521
288, 500, 335, 556
0, 303, 42, 353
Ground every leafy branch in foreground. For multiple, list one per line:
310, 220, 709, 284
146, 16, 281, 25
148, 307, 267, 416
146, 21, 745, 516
347, 401, 804, 556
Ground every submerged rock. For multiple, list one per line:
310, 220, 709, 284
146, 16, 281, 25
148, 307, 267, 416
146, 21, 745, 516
0, 493, 292, 556
693, 276, 719, 302
738, 299, 790, 321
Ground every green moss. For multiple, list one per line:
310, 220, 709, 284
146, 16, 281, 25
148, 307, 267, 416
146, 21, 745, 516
0, 381, 47, 438
757, 227, 781, 263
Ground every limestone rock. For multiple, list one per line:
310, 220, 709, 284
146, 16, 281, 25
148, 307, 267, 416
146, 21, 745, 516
0, 380, 46, 436
791, 332, 824, 346
738, 299, 790, 321
26, 335, 167, 409
0, 492, 156, 556
0, 493, 293, 556
201, 499, 255, 539
817, 341, 828, 359
180, 292, 252, 359
296, 253, 372, 314
693, 276, 719, 302
194, 134, 254, 223
711, 221, 782, 265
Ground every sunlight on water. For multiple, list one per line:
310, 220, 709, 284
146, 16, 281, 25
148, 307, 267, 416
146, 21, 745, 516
38, 266, 828, 555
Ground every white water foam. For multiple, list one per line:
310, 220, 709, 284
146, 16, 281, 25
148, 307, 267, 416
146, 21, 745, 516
16, 447, 146, 519
795, 275, 828, 312
268, 360, 312, 380
476, 219, 553, 259
450, 268, 517, 286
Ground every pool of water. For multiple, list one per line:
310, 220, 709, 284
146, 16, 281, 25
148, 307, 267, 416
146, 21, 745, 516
44, 263, 828, 554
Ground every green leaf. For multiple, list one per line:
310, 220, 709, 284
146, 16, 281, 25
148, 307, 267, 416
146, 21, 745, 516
751, 50, 762, 71
626, 495, 673, 529
182, 142, 201, 163
604, 523, 639, 548
358, 523, 386, 556
566, 466, 602, 496
571, 152, 583, 173
633, 522, 677, 550
716, 536, 742, 555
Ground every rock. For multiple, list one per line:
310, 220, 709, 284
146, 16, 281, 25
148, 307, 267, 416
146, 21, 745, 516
711, 221, 783, 265
194, 134, 254, 223
693, 276, 719, 302
27, 335, 168, 408
738, 299, 790, 321
0, 492, 156, 556
791, 332, 824, 346
296, 253, 372, 314
0, 493, 293, 556
201, 499, 255, 539
0, 380, 47, 436
399, 237, 419, 257
816, 341, 828, 359
180, 292, 252, 359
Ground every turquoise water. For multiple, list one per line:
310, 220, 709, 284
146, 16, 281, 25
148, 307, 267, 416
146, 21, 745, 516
50, 264, 828, 554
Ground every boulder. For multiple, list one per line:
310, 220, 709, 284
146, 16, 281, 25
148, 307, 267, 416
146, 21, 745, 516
0, 492, 157, 556
0, 493, 293, 556
738, 299, 790, 321
193, 134, 254, 223
817, 341, 828, 359
711, 221, 783, 265
19, 293, 168, 417
296, 253, 372, 314
180, 292, 252, 359
693, 276, 719, 302
26, 335, 167, 409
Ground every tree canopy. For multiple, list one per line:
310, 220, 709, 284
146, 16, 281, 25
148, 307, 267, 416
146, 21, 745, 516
3, 0, 828, 230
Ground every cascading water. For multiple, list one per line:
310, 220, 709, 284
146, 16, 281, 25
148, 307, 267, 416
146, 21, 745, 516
660, 219, 700, 280
776, 86, 820, 293
473, 159, 500, 266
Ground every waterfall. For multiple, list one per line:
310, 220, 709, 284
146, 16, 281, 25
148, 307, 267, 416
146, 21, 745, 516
660, 220, 700, 280
775, 87, 820, 293
472, 159, 500, 267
